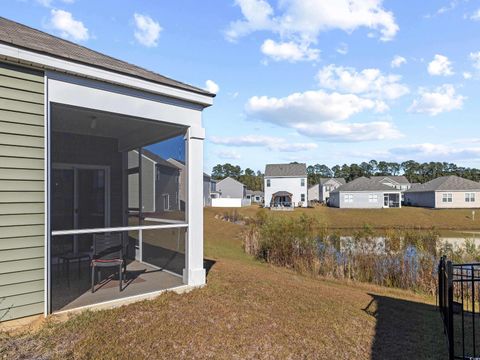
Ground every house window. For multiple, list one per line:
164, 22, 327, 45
267, 179, 271, 187
442, 193, 453, 203
344, 194, 353, 203
163, 194, 170, 210
466, 193, 476, 202
301, 178, 305, 187
301, 194, 305, 202
368, 194, 378, 203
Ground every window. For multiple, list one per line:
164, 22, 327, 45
442, 193, 453, 203
466, 193, 476, 202
301, 194, 305, 202
368, 194, 378, 203
344, 194, 353, 203
301, 178, 305, 187
267, 179, 271, 187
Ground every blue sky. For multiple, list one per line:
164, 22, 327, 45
5, 0, 480, 173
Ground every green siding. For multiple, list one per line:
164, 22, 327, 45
0, 62, 45, 321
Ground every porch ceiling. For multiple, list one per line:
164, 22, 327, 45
51, 103, 186, 151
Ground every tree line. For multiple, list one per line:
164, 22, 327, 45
211, 160, 480, 191
307, 160, 480, 185
211, 163, 264, 191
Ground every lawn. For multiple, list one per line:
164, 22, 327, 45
0, 209, 448, 359
218, 205, 480, 230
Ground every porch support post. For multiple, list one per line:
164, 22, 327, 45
184, 126, 206, 286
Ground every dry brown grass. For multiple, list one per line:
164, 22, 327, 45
218, 205, 480, 230
0, 209, 448, 359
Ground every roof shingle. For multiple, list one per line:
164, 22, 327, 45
405, 175, 480, 192
0, 17, 214, 97
265, 163, 307, 177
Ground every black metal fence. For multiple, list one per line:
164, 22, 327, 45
438, 256, 480, 359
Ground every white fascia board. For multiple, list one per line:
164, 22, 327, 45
0, 43, 213, 107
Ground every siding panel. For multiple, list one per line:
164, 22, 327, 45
0, 63, 45, 320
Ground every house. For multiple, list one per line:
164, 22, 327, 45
166, 158, 212, 207
308, 178, 346, 203
215, 176, 247, 199
370, 175, 411, 202
264, 163, 308, 209
404, 175, 480, 208
246, 190, 264, 203
128, 150, 180, 213
0, 17, 214, 322
329, 177, 402, 208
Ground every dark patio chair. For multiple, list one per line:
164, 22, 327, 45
91, 233, 126, 293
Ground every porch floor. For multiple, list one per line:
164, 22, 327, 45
52, 260, 183, 312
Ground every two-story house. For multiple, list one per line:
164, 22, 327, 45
264, 163, 308, 209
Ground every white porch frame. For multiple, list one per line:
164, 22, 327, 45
44, 70, 207, 315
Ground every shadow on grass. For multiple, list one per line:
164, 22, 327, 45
364, 293, 448, 360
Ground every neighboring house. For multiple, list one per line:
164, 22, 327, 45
308, 178, 346, 203
264, 163, 308, 208
0, 17, 214, 322
404, 175, 480, 208
129, 150, 180, 213
167, 158, 212, 207
215, 176, 246, 199
246, 190, 264, 203
329, 177, 402, 208
370, 175, 411, 202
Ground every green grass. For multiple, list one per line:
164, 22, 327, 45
0, 209, 449, 359
220, 205, 480, 230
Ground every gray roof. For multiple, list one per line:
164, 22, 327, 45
0, 17, 214, 97
141, 149, 179, 170
370, 175, 410, 185
246, 190, 263, 196
332, 177, 401, 193
216, 176, 246, 187
265, 163, 307, 177
319, 177, 346, 186
405, 175, 480, 193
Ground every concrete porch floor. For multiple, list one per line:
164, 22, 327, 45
52, 260, 184, 312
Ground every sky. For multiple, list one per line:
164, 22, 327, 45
4, 0, 480, 173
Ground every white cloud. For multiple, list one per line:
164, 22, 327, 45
336, 43, 348, 55
204, 80, 220, 94
245, 90, 401, 142
316, 64, 409, 100
389, 142, 480, 161
210, 135, 318, 152
294, 120, 402, 142
470, 9, 480, 21
226, 0, 398, 61
49, 9, 89, 41
470, 51, 480, 69
408, 84, 465, 116
261, 39, 319, 62
427, 54, 454, 76
217, 149, 241, 160
133, 13, 162, 47
391, 55, 406, 68
463, 72, 473, 79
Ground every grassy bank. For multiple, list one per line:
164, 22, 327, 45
220, 205, 480, 230
0, 209, 448, 359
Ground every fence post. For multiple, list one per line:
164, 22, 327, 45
447, 260, 454, 360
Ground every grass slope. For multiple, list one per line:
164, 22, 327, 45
222, 205, 480, 230
0, 209, 448, 359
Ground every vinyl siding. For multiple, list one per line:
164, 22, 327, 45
0, 62, 45, 322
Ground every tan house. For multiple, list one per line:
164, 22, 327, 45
404, 175, 480, 208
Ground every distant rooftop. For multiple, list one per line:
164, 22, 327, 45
0, 17, 214, 97
265, 163, 307, 177
332, 177, 401, 192
318, 177, 346, 186
405, 175, 480, 192
370, 175, 410, 185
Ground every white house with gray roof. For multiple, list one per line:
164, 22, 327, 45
329, 177, 402, 208
264, 163, 308, 208
404, 175, 480, 208
308, 178, 346, 203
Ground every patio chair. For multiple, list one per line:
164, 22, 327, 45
91, 233, 126, 293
